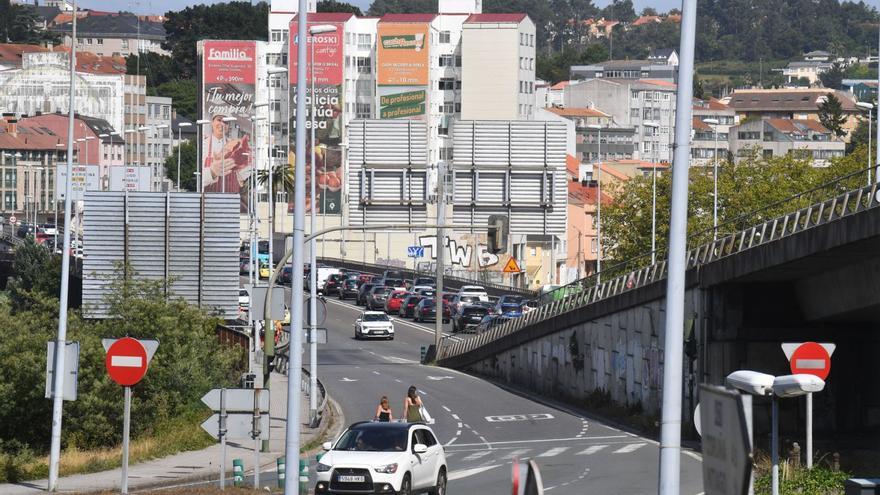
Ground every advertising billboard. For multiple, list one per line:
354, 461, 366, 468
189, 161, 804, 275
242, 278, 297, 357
109, 166, 152, 192
55, 164, 100, 201
289, 20, 345, 214
379, 89, 426, 119
377, 22, 429, 86
200, 40, 257, 213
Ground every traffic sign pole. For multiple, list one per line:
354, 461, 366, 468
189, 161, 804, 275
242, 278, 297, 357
806, 392, 813, 469
781, 341, 834, 470
122, 386, 131, 494
220, 388, 227, 490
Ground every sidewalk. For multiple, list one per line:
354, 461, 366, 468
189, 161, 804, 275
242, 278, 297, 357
0, 372, 332, 494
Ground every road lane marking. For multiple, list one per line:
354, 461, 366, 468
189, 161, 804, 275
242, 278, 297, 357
442, 406, 451, 412
485, 413, 554, 422
447, 464, 500, 481
462, 451, 493, 461
372, 371, 381, 375
457, 422, 463, 428
339, 377, 358, 382
455, 430, 462, 436
445, 437, 458, 446
613, 443, 646, 454
537, 447, 567, 457
450, 435, 628, 447
451, 414, 460, 420
576, 445, 607, 456
501, 448, 530, 459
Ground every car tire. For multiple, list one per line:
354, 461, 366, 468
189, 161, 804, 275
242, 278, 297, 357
354, 330, 360, 340
431, 469, 447, 495
400, 474, 412, 495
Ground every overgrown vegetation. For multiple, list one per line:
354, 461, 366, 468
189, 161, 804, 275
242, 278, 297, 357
753, 452, 851, 495
0, 245, 245, 482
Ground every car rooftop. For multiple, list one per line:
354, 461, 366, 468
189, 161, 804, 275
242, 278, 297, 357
348, 421, 417, 430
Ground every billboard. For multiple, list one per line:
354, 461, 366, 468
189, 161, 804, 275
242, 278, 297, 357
200, 40, 257, 213
109, 166, 152, 192
55, 164, 100, 201
377, 22, 430, 86
289, 20, 345, 214
379, 89, 426, 119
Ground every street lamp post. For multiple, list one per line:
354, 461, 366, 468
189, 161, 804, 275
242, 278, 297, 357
644, 121, 660, 263
307, 24, 337, 427
587, 124, 602, 281
195, 120, 211, 191
704, 118, 720, 240
220, 117, 238, 193
176, 122, 192, 190
857, 102, 873, 186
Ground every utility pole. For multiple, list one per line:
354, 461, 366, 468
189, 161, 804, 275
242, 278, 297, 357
658, 0, 697, 492
434, 161, 446, 351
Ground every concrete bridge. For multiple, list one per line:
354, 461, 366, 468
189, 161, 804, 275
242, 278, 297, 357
438, 181, 880, 448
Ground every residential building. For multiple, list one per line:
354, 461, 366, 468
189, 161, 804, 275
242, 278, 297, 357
123, 75, 147, 171
691, 98, 737, 166
461, 13, 536, 120
0, 50, 126, 132
647, 48, 678, 66
780, 61, 832, 85
567, 178, 601, 280
42, 0, 75, 11
52, 13, 169, 57
603, 159, 667, 179
545, 106, 611, 127
564, 78, 677, 162
144, 95, 173, 191
842, 79, 877, 103
723, 88, 860, 139
570, 59, 678, 83
545, 107, 634, 163
804, 50, 831, 62
728, 118, 845, 167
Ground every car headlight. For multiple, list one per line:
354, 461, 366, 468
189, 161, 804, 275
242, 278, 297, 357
374, 463, 398, 474
316, 462, 332, 472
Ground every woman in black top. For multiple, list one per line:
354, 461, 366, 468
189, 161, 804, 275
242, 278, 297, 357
375, 396, 393, 422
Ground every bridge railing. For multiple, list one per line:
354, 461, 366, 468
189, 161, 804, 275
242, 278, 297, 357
439, 169, 880, 362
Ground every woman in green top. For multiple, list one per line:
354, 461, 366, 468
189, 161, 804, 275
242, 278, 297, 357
404, 386, 423, 422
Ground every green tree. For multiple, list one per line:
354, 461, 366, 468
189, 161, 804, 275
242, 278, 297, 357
318, 0, 362, 15
151, 80, 198, 122
844, 63, 876, 80
367, 0, 435, 15
258, 162, 294, 245
601, 0, 635, 22
819, 62, 844, 90
0, 0, 58, 44
125, 53, 175, 88
640, 7, 658, 16
538, 44, 608, 83
818, 93, 848, 137
164, 141, 198, 191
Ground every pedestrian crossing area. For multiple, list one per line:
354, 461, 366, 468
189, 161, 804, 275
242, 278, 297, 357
445, 442, 647, 461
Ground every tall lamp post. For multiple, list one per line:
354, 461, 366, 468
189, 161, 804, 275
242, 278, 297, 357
857, 101, 874, 186
307, 23, 338, 427
176, 122, 192, 190
587, 124, 602, 281
644, 121, 660, 263
195, 119, 211, 191
703, 118, 720, 239
220, 117, 238, 193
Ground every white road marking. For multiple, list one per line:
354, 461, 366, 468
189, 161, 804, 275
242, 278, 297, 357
442, 406, 452, 412
462, 451, 493, 461
394, 379, 402, 383
576, 445, 607, 456
447, 464, 500, 481
613, 443, 646, 454
455, 430, 462, 436
427, 376, 454, 381
537, 447, 568, 458
501, 448, 530, 459
485, 413, 554, 422
450, 435, 628, 448
372, 371, 381, 375
457, 422, 463, 428
445, 437, 458, 446
339, 377, 358, 382
451, 414, 460, 420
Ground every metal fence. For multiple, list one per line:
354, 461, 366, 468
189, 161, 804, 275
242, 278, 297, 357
439, 168, 880, 361
274, 339, 329, 427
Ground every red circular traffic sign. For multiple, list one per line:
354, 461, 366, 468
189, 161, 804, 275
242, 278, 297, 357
789, 341, 831, 380
9, 216, 17, 225
105, 337, 149, 386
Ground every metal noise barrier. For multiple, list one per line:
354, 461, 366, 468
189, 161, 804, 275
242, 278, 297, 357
441, 180, 880, 362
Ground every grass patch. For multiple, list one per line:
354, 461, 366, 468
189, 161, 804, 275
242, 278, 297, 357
1, 410, 213, 483
753, 451, 851, 495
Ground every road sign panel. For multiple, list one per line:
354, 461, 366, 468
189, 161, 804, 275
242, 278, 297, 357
407, 246, 424, 258
700, 385, 753, 495
201, 388, 270, 412
503, 257, 522, 273
201, 413, 270, 441
105, 337, 153, 386
304, 297, 327, 327
45, 341, 79, 401
782, 342, 834, 380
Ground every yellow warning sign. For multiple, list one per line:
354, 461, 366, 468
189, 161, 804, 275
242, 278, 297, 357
502, 257, 522, 273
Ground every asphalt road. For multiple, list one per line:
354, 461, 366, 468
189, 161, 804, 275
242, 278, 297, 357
292, 286, 705, 495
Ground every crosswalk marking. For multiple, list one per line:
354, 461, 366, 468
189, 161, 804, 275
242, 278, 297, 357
501, 448, 530, 460
613, 443, 646, 454
576, 445, 608, 456
537, 447, 568, 458
462, 450, 493, 461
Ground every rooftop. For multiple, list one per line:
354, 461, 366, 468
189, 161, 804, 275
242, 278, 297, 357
765, 118, 831, 134
464, 13, 528, 23
545, 107, 609, 118
380, 13, 438, 22
549, 81, 570, 91
52, 13, 166, 40
294, 12, 356, 22
726, 89, 857, 112
693, 98, 731, 111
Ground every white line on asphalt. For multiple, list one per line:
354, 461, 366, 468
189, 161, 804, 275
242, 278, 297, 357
442, 406, 452, 412
576, 445, 607, 456
537, 447, 568, 457
613, 443, 646, 454
457, 422, 463, 428
451, 414, 460, 420
449, 435, 628, 448
445, 437, 458, 446
395, 379, 402, 383
455, 430, 461, 436
479, 436, 489, 446
462, 450, 493, 461
447, 464, 501, 481
372, 371, 381, 375
501, 448, 530, 459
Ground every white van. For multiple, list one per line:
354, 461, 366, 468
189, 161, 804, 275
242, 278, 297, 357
316, 267, 340, 287
458, 285, 489, 302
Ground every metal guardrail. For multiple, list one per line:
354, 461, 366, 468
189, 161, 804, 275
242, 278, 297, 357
439, 179, 880, 361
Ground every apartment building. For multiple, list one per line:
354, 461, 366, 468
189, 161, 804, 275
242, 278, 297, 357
723, 88, 860, 138
691, 98, 737, 166
52, 13, 169, 57
728, 118, 845, 167
123, 75, 147, 171
144, 96, 173, 191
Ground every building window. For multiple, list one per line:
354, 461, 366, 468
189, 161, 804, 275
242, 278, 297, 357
440, 31, 451, 43
356, 103, 371, 118
356, 79, 372, 96
441, 102, 455, 113
271, 29, 285, 42
268, 76, 283, 88
97, 38, 103, 45
270, 99, 282, 112
439, 78, 455, 90
455, 102, 461, 113
530, 247, 537, 256
439, 54, 454, 67
357, 33, 371, 50
356, 57, 371, 74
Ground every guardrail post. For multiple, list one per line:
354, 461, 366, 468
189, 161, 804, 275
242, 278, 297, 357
299, 458, 309, 493
233, 459, 244, 487
277, 456, 286, 489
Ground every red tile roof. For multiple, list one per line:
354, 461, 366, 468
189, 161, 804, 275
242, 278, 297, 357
546, 107, 609, 118
0, 119, 66, 151
639, 78, 677, 88
0, 43, 50, 67
693, 97, 730, 111
568, 181, 612, 206
380, 13, 437, 22
766, 118, 830, 134
293, 12, 356, 22
566, 154, 580, 176
692, 117, 713, 131
464, 13, 528, 23
632, 15, 661, 26
549, 81, 570, 91
0, 43, 126, 74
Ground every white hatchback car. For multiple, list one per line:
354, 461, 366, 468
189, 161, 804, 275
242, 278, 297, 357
354, 311, 395, 340
458, 285, 489, 302
315, 421, 447, 495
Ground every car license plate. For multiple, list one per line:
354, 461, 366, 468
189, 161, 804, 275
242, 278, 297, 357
338, 475, 365, 483
372, 329, 385, 334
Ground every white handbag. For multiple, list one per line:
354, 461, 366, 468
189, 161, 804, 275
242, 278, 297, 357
420, 404, 434, 424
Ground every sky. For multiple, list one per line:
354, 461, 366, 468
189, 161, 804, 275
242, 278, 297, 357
71, 0, 880, 17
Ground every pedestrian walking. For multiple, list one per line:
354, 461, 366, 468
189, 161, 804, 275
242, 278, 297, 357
375, 396, 393, 422
403, 386, 423, 423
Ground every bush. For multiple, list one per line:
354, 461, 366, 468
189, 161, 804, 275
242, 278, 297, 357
753, 452, 851, 495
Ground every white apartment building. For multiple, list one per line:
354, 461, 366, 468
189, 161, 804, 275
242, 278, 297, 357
143, 95, 173, 191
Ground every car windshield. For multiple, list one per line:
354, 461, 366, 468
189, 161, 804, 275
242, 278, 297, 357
415, 278, 434, 285
501, 303, 521, 312
460, 296, 479, 303
503, 296, 525, 304
473, 301, 494, 309
363, 313, 389, 322
335, 428, 407, 452
239, 289, 248, 297
371, 287, 390, 294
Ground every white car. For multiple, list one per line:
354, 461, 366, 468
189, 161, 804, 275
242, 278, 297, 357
315, 421, 447, 495
354, 311, 395, 340
458, 285, 489, 302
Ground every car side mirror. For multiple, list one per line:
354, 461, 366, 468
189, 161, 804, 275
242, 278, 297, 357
322, 441, 332, 451
413, 443, 428, 454
356, 319, 362, 323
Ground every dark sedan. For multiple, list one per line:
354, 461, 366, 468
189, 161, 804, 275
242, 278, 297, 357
366, 286, 393, 310
357, 283, 377, 306
452, 305, 490, 333
322, 273, 344, 296
413, 298, 450, 323
278, 265, 293, 284
338, 278, 359, 300
399, 294, 425, 318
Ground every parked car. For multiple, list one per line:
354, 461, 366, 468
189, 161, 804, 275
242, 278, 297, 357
384, 290, 408, 314
354, 311, 395, 340
279, 265, 293, 284
378, 278, 407, 291
410, 276, 435, 288
356, 283, 378, 306
413, 298, 450, 323
366, 286, 393, 310
259, 262, 270, 279
448, 294, 481, 316
477, 314, 509, 333
452, 304, 490, 333
498, 302, 524, 318
338, 278, 360, 300
399, 294, 425, 318
323, 273, 345, 296
495, 295, 526, 313
314, 421, 447, 495
458, 285, 489, 302
382, 269, 405, 280
356, 273, 377, 287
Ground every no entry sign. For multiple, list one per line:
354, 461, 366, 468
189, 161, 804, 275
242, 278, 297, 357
104, 337, 158, 386
781, 342, 835, 380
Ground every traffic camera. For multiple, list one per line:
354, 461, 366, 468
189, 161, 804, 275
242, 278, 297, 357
487, 215, 508, 254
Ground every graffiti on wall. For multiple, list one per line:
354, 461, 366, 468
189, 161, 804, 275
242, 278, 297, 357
417, 235, 500, 268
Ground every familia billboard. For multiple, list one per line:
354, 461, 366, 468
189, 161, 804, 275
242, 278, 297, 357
200, 40, 257, 213
289, 19, 345, 214
377, 22, 429, 119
